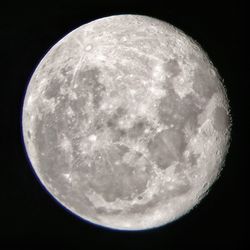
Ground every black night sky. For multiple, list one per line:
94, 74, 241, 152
1, 1, 247, 248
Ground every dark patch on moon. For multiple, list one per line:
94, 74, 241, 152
44, 77, 62, 99
76, 67, 106, 109
34, 116, 71, 181
105, 106, 129, 141
158, 88, 202, 131
88, 144, 152, 202
213, 106, 229, 132
166, 181, 191, 197
190, 57, 219, 101
188, 153, 200, 166
148, 128, 186, 169
27, 130, 31, 139
127, 119, 148, 139
164, 59, 181, 78
95, 206, 122, 215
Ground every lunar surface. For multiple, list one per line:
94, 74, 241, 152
22, 15, 231, 230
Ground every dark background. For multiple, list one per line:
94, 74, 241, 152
1, 0, 247, 248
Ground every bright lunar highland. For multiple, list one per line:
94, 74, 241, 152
22, 15, 231, 230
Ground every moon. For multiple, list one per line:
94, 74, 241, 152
22, 15, 231, 230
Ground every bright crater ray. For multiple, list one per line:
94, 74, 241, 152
22, 15, 231, 230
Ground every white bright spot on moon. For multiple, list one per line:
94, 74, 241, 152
22, 14, 231, 231
88, 134, 97, 142
85, 44, 93, 51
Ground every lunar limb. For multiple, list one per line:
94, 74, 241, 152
22, 15, 231, 230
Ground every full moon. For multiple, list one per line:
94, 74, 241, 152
22, 15, 231, 230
